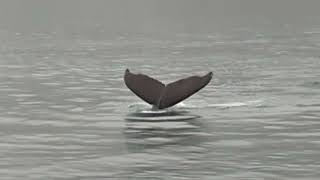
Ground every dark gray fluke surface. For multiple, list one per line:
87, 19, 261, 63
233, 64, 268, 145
124, 69, 165, 106
124, 69, 212, 109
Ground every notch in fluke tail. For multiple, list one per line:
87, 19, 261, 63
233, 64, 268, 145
124, 69, 213, 109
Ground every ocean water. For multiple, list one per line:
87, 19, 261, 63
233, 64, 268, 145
0, 28, 320, 180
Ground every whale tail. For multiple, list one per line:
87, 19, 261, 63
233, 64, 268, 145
124, 69, 213, 109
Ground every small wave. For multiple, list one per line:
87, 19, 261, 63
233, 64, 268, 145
128, 99, 264, 112
304, 31, 320, 35
66, 98, 93, 103
179, 99, 264, 109
128, 102, 185, 114
128, 102, 152, 112
296, 103, 320, 107
304, 81, 320, 88
8, 93, 37, 97
126, 121, 197, 130
175, 102, 193, 108
209, 100, 263, 108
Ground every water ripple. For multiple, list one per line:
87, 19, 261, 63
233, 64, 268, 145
1, 31, 320, 179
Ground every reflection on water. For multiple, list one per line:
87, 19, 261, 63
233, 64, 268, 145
124, 118, 205, 152
124, 118, 213, 179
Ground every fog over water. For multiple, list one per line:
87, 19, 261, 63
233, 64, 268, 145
0, 1, 320, 179
1, 0, 320, 34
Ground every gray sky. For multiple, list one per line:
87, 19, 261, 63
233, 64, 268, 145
1, 0, 320, 34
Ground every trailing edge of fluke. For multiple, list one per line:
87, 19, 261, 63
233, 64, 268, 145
124, 69, 213, 109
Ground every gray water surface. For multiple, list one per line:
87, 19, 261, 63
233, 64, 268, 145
1, 1, 320, 179
1, 30, 320, 180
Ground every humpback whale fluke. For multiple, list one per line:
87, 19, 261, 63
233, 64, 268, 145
124, 69, 212, 109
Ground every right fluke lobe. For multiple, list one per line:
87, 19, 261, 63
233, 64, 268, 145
124, 69, 212, 109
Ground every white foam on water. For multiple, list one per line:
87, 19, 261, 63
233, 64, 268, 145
128, 102, 151, 111
209, 102, 247, 107
139, 109, 168, 114
126, 102, 199, 121
125, 115, 199, 121
8, 93, 37, 97
175, 102, 196, 108
126, 121, 197, 129
179, 99, 265, 109
209, 100, 264, 108
128, 99, 265, 112
127, 102, 190, 115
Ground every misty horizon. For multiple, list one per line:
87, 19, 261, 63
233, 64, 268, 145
1, 0, 320, 35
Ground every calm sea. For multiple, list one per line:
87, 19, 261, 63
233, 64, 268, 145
1, 2, 320, 179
